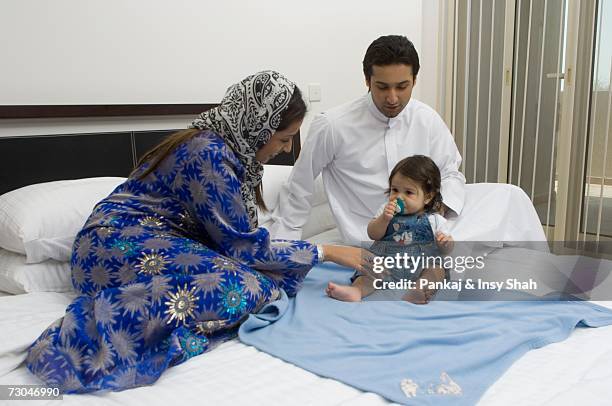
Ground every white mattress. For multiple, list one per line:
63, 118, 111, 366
0, 289, 611, 405
1, 232, 612, 405
0, 290, 391, 406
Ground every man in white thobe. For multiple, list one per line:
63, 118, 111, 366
270, 35, 466, 244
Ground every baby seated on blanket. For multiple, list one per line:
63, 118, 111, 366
326, 155, 453, 303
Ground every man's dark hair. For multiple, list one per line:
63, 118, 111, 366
362, 35, 420, 81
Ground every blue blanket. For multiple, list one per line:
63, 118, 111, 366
238, 263, 612, 405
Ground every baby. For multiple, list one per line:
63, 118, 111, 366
326, 155, 453, 303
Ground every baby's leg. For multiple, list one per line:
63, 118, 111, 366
403, 267, 446, 304
326, 276, 376, 302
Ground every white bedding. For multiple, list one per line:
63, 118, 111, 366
0, 261, 611, 406
0, 291, 390, 406
0, 175, 609, 404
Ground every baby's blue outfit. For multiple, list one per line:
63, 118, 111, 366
370, 213, 440, 282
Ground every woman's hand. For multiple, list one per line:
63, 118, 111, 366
322, 245, 380, 279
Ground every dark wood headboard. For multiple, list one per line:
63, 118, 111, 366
0, 105, 301, 195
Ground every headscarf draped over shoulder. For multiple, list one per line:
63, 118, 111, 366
191, 70, 296, 228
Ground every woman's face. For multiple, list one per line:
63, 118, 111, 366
255, 119, 303, 163
389, 173, 432, 215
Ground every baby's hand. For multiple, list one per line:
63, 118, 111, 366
436, 232, 454, 253
381, 200, 398, 221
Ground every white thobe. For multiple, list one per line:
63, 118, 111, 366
269, 94, 466, 244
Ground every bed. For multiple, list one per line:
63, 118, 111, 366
0, 130, 611, 405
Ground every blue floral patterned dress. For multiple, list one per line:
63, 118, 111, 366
26, 130, 318, 393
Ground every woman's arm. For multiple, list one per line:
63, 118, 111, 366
174, 142, 316, 272
319, 245, 379, 279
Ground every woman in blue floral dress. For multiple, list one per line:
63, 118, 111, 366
26, 71, 361, 393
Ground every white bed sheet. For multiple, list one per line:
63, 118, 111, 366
1, 238, 612, 405
0, 291, 389, 406
0, 286, 611, 405
440, 183, 547, 244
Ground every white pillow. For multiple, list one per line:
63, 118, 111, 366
261, 164, 294, 210
259, 166, 336, 238
0, 249, 73, 294
258, 164, 294, 226
301, 202, 337, 239
0, 177, 126, 264
260, 165, 329, 209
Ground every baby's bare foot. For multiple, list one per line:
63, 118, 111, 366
420, 267, 446, 283
402, 288, 428, 304
405, 268, 446, 304
325, 282, 363, 302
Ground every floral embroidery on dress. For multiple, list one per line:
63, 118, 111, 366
164, 284, 198, 326
220, 282, 248, 317
139, 216, 164, 228
110, 239, 139, 257
178, 331, 208, 359
136, 252, 169, 276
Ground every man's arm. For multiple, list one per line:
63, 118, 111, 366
269, 114, 335, 239
429, 114, 466, 216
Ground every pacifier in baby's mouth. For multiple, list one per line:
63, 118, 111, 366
394, 197, 407, 215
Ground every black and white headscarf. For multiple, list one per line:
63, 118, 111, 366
192, 70, 296, 228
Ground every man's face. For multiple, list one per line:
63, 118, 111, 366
366, 64, 416, 118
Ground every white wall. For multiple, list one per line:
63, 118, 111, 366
419, 0, 442, 114
0, 0, 439, 139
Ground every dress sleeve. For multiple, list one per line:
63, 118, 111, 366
174, 143, 318, 273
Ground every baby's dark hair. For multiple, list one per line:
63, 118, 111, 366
388, 155, 443, 213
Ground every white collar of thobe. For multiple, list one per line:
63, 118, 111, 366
365, 93, 406, 128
